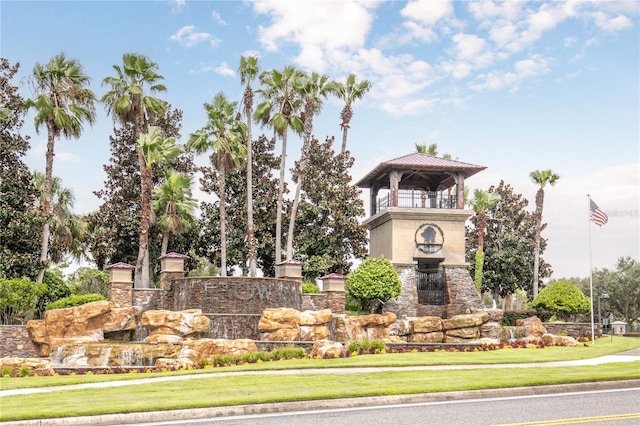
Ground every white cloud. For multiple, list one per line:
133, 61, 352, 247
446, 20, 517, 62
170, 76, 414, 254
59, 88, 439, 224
215, 62, 235, 77
211, 11, 228, 26
401, 0, 454, 26
170, 25, 220, 48
171, 0, 185, 14
591, 11, 634, 32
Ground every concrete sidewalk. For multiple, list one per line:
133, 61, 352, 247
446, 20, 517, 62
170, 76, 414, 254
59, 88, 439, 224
2, 350, 640, 425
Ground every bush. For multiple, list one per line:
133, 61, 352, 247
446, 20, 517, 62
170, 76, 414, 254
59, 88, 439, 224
0, 278, 46, 324
532, 281, 591, 321
501, 310, 553, 326
301, 281, 321, 294
36, 269, 71, 318
67, 267, 109, 297
347, 339, 386, 354
46, 293, 106, 310
345, 256, 401, 314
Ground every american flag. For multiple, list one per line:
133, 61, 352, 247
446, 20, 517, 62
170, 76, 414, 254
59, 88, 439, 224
590, 199, 608, 227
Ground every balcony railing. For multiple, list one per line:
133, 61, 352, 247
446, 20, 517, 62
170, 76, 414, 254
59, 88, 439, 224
375, 190, 457, 214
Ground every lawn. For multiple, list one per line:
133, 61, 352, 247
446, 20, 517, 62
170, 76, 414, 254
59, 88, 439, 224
1, 336, 639, 421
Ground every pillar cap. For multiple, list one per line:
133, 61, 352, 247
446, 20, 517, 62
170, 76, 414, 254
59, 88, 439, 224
320, 273, 347, 280
107, 262, 135, 270
160, 252, 189, 259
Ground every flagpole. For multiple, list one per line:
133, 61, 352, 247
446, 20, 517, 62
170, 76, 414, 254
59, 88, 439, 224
587, 194, 595, 345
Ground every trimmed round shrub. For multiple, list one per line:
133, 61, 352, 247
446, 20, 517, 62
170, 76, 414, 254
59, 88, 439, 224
302, 281, 321, 294
345, 256, 401, 314
532, 281, 590, 321
46, 293, 106, 310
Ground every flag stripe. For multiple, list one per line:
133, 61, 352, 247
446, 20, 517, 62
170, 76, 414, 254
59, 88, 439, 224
590, 199, 608, 227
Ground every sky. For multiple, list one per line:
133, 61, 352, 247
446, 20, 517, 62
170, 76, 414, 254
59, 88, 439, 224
1, 0, 638, 280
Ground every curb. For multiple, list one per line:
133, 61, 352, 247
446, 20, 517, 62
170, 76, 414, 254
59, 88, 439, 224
4, 380, 640, 426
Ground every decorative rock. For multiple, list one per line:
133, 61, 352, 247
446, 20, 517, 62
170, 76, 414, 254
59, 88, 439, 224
442, 312, 488, 330
408, 332, 444, 343
542, 333, 583, 347
141, 309, 210, 337
310, 340, 345, 358
144, 334, 184, 344
184, 338, 258, 360
299, 325, 329, 341
483, 309, 504, 322
479, 321, 502, 339
517, 316, 547, 339
262, 328, 300, 341
0, 357, 55, 376
155, 357, 194, 371
259, 308, 303, 327
412, 316, 443, 333
299, 309, 333, 326
446, 327, 479, 339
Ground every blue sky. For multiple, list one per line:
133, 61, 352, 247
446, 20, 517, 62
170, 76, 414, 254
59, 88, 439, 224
2, 0, 638, 279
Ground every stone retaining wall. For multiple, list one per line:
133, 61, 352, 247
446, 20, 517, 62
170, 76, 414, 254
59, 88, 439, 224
0, 326, 40, 358
302, 292, 345, 314
544, 322, 602, 338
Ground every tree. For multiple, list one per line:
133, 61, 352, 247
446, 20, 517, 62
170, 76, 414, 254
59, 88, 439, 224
293, 137, 368, 280
415, 143, 438, 155
197, 135, 280, 277
328, 73, 371, 154
0, 278, 45, 324
467, 181, 551, 308
26, 53, 96, 283
469, 189, 500, 292
152, 170, 197, 256
32, 172, 86, 264
238, 55, 260, 277
0, 58, 43, 280
532, 280, 590, 321
67, 267, 109, 297
101, 53, 167, 288
530, 169, 560, 298
345, 256, 401, 314
287, 72, 333, 260
592, 257, 640, 326
255, 66, 305, 265
35, 268, 71, 319
189, 93, 247, 276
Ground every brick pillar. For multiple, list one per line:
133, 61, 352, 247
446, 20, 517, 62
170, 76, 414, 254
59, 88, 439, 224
107, 262, 134, 308
320, 273, 347, 314
159, 252, 188, 310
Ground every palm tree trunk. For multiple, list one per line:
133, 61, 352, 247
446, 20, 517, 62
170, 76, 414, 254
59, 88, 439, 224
220, 163, 227, 277
161, 232, 169, 257
136, 156, 152, 288
275, 130, 288, 266
37, 124, 56, 283
246, 115, 257, 277
532, 189, 544, 298
341, 126, 349, 154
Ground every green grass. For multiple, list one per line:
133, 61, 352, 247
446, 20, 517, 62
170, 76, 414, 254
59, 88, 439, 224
1, 336, 639, 421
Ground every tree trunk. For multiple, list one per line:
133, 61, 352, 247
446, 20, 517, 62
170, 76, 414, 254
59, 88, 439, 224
220, 163, 227, 277
275, 130, 288, 266
246, 109, 257, 277
37, 122, 56, 283
532, 189, 544, 298
161, 232, 169, 257
341, 126, 349, 154
136, 157, 152, 288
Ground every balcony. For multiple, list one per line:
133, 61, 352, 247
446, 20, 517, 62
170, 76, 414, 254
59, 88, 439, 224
374, 189, 458, 214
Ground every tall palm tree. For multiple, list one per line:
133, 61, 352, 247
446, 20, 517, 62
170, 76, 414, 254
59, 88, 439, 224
239, 55, 260, 277
286, 72, 332, 260
189, 92, 247, 276
152, 170, 197, 256
329, 73, 371, 154
470, 189, 500, 294
415, 143, 438, 156
254, 66, 305, 266
101, 53, 167, 288
33, 172, 87, 264
26, 53, 96, 282
530, 169, 560, 298
137, 126, 182, 284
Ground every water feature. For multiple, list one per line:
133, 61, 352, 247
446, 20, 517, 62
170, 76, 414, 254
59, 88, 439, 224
50, 342, 182, 368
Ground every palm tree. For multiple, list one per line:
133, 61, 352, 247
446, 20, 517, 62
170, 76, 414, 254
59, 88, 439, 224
189, 92, 247, 276
415, 143, 438, 155
102, 53, 167, 288
254, 66, 305, 266
26, 53, 96, 282
329, 73, 371, 154
470, 189, 500, 295
239, 55, 260, 277
530, 169, 560, 298
33, 172, 87, 264
137, 126, 182, 285
152, 170, 197, 256
286, 72, 333, 260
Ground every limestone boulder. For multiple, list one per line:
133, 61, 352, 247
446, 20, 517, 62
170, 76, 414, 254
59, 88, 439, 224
408, 332, 444, 343
483, 309, 504, 322
102, 306, 138, 333
542, 334, 583, 347
155, 357, 194, 371
0, 357, 55, 377
299, 325, 329, 341
517, 316, 547, 339
262, 328, 300, 341
259, 308, 303, 328
310, 340, 346, 358
412, 316, 443, 333
299, 309, 333, 326
350, 312, 397, 328
442, 312, 488, 330
184, 338, 258, 360
143, 334, 184, 345
334, 315, 364, 342
141, 309, 210, 337
479, 321, 502, 340
445, 327, 479, 339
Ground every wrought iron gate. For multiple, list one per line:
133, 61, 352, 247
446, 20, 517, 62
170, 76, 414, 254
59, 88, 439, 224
416, 270, 445, 305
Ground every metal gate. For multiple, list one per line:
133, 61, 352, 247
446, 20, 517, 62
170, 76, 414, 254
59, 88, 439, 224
416, 270, 445, 305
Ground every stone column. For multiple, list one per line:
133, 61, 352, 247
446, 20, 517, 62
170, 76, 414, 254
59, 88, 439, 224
320, 273, 346, 314
444, 265, 483, 317
276, 259, 304, 281
159, 252, 188, 310
107, 262, 135, 308
384, 264, 418, 318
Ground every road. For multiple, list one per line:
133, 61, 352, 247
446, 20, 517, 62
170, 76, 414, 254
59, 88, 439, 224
140, 387, 640, 426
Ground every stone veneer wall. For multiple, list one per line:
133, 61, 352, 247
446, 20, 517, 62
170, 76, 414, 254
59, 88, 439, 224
167, 277, 302, 314
444, 266, 483, 317
0, 326, 40, 358
109, 282, 133, 308
302, 292, 345, 314
205, 314, 262, 340
544, 322, 602, 339
132, 289, 164, 311
384, 265, 418, 318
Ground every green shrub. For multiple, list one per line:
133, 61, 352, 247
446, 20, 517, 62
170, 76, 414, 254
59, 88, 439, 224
532, 280, 591, 321
347, 339, 386, 354
45, 293, 106, 310
0, 278, 46, 324
345, 256, 401, 314
271, 345, 306, 360
500, 310, 553, 326
36, 269, 71, 318
301, 281, 321, 294
67, 267, 109, 297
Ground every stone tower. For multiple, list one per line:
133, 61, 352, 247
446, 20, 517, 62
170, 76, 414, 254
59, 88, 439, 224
356, 153, 486, 318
